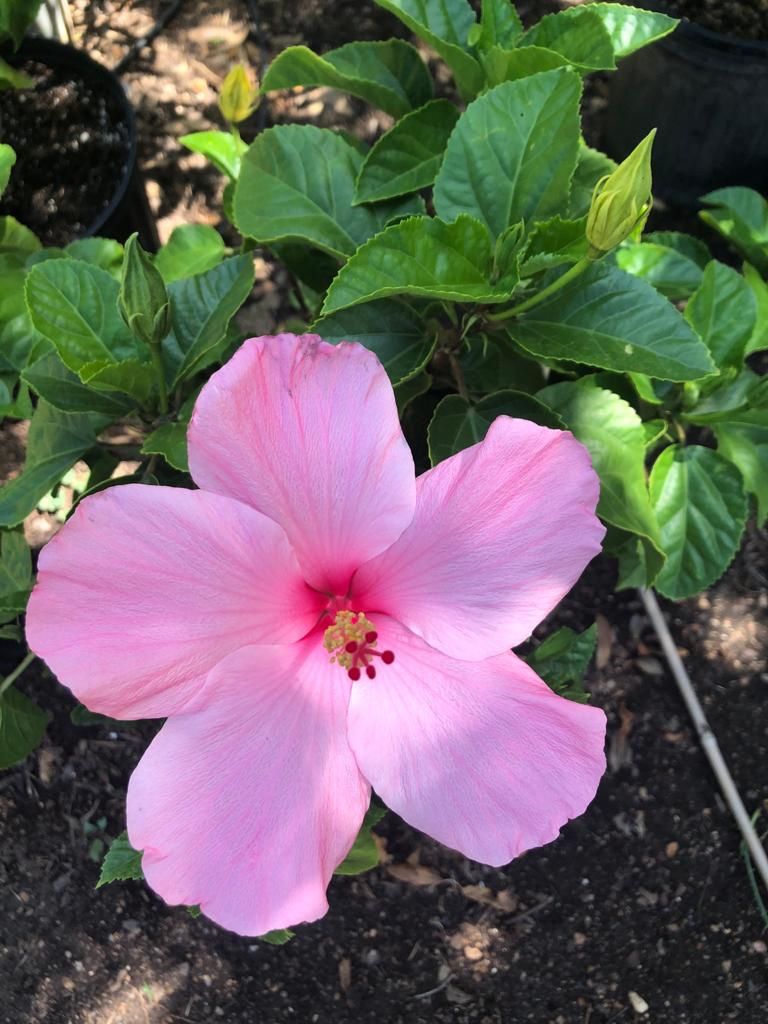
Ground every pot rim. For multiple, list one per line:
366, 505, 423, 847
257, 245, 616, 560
640, 0, 768, 57
2, 36, 138, 239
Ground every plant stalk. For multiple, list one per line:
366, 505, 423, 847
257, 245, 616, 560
150, 344, 169, 415
486, 256, 593, 324
0, 651, 36, 698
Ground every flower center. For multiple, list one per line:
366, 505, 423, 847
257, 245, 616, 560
322, 609, 395, 681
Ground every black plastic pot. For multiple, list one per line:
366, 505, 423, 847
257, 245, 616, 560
0, 36, 157, 247
604, 2, 768, 208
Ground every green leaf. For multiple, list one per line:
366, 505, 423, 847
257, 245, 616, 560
644, 230, 710, 268
373, 0, 483, 101
714, 409, 768, 526
460, 334, 545, 394
0, 58, 33, 89
81, 359, 156, 406
70, 704, 133, 728
180, 130, 248, 179
433, 70, 581, 241
616, 240, 705, 299
321, 214, 519, 315
0, 143, 15, 196
22, 351, 135, 415
529, 624, 596, 702
699, 187, 768, 275
155, 225, 226, 283
0, 0, 42, 48
521, 7, 616, 71
354, 100, 459, 204
0, 529, 31, 607
25, 259, 144, 375
744, 262, 768, 355
0, 686, 48, 771
141, 421, 189, 472
260, 929, 295, 945
511, 262, 715, 381
479, 44, 569, 87
65, 238, 124, 275
233, 125, 423, 259
538, 379, 663, 582
642, 418, 668, 451
0, 401, 108, 528
261, 40, 432, 118
587, 2, 678, 58
475, 0, 523, 49
520, 216, 588, 277
97, 831, 144, 887
566, 144, 616, 219
650, 445, 747, 599
395, 370, 432, 414
314, 299, 435, 385
683, 368, 764, 425
685, 260, 757, 370
0, 215, 41, 257
334, 802, 387, 875
428, 390, 563, 466
163, 254, 255, 385
607, 529, 649, 590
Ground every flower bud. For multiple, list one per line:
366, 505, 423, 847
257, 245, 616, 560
586, 129, 656, 257
119, 233, 172, 348
218, 64, 260, 125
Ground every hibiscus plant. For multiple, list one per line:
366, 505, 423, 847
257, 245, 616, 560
1, 0, 766, 939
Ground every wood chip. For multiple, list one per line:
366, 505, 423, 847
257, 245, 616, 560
596, 613, 613, 669
636, 656, 664, 676
338, 957, 351, 993
386, 863, 443, 886
461, 884, 518, 913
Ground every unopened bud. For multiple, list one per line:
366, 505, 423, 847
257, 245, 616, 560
119, 233, 171, 348
218, 64, 260, 125
586, 129, 656, 257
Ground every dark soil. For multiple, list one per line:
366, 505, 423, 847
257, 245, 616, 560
2, 534, 768, 1024
0, 58, 131, 246
637, 0, 768, 40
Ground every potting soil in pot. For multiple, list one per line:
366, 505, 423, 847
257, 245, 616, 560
0, 59, 131, 246
638, 0, 768, 40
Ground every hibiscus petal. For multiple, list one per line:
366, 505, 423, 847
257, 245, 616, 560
353, 418, 604, 659
347, 617, 606, 867
26, 485, 322, 719
187, 333, 416, 594
128, 638, 370, 936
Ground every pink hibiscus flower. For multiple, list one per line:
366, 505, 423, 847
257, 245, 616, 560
26, 333, 606, 936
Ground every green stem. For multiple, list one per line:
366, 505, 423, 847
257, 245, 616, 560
486, 256, 594, 324
151, 344, 169, 415
0, 651, 36, 698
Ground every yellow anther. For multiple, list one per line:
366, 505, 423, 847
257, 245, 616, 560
323, 610, 376, 670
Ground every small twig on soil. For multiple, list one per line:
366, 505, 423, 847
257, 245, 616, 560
508, 894, 554, 925
410, 970, 455, 1001
640, 588, 768, 899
